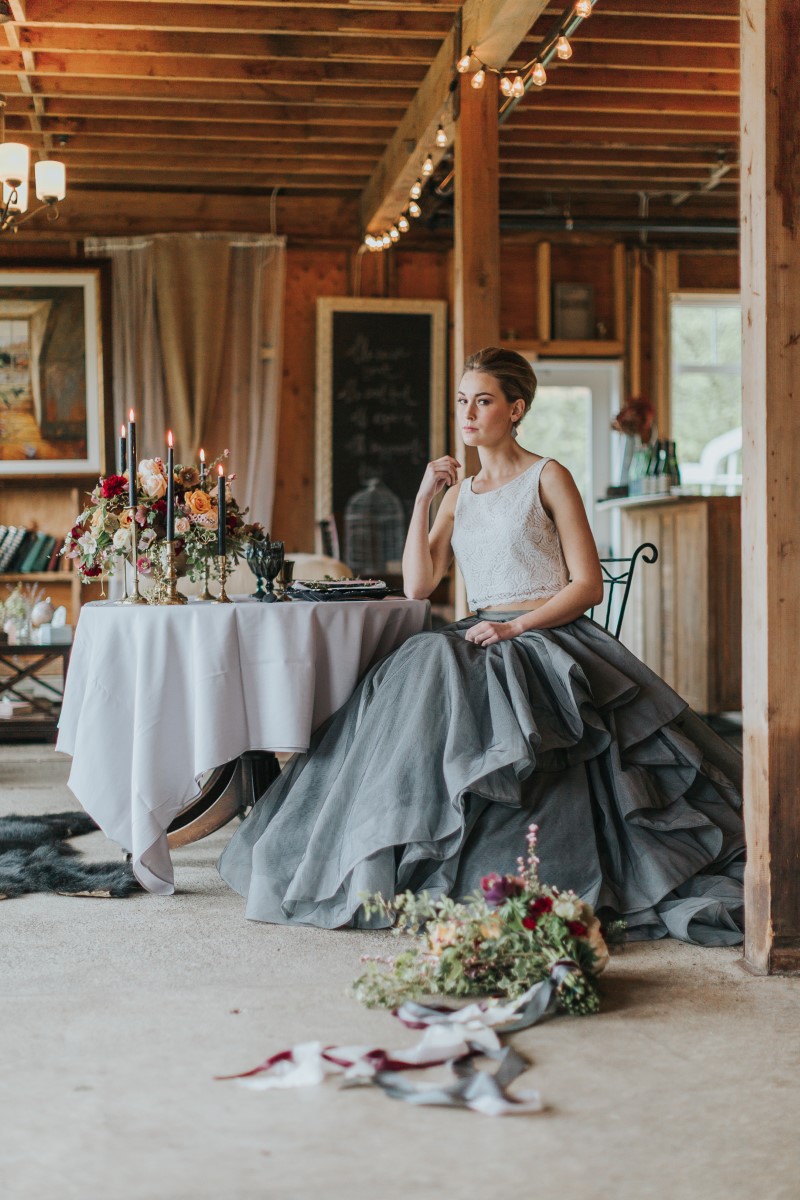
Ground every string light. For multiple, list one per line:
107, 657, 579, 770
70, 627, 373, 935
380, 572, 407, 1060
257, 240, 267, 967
361, 0, 591, 256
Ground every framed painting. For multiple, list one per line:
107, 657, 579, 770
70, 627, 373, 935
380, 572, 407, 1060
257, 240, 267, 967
0, 263, 110, 476
315, 297, 447, 524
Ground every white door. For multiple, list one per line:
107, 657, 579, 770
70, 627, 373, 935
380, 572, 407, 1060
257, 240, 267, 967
516, 359, 622, 555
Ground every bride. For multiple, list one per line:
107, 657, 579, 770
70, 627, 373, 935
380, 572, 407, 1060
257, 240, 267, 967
219, 347, 744, 944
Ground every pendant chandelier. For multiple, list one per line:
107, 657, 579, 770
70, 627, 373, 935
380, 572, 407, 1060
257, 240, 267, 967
0, 96, 66, 234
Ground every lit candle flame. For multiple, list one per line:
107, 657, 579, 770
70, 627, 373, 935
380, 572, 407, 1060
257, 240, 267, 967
129, 409, 135, 421
199, 448, 205, 462
120, 423, 125, 436
217, 464, 224, 476
167, 430, 173, 448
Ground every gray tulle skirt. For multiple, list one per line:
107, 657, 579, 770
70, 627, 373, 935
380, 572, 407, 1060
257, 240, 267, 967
218, 616, 744, 944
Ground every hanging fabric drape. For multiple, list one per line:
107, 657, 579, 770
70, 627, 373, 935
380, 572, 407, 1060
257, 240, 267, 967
84, 232, 286, 531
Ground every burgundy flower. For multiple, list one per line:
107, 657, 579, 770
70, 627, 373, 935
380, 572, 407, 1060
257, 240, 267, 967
152, 499, 167, 515
522, 916, 538, 931
100, 474, 128, 500
80, 564, 102, 578
528, 896, 553, 918
481, 872, 524, 907
567, 920, 588, 938
71, 524, 84, 539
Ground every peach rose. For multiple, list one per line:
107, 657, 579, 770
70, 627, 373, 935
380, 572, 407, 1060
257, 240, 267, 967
175, 516, 191, 535
184, 489, 212, 516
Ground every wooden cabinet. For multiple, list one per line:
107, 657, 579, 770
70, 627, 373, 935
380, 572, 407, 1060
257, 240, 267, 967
612, 495, 741, 714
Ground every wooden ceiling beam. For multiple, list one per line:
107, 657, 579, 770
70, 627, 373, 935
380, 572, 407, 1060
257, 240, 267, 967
361, 0, 552, 234
33, 118, 394, 143
19, 28, 442, 63
66, 168, 366, 188
22, 77, 416, 106
535, 13, 738, 46
538, 0, 738, 17
23, 1, 454, 37
504, 88, 739, 115
514, 40, 738, 72
19, 51, 428, 86
58, 147, 380, 170
30, 97, 402, 123
501, 148, 738, 167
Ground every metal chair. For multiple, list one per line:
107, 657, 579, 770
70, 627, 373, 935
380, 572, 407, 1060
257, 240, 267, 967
589, 541, 659, 640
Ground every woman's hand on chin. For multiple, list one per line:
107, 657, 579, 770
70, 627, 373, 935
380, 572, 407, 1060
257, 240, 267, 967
464, 618, 521, 647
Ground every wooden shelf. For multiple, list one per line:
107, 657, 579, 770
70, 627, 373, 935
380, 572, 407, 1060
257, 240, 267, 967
503, 338, 624, 359
0, 572, 74, 582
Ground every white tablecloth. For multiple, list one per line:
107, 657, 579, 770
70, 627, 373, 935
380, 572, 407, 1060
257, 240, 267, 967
56, 596, 429, 893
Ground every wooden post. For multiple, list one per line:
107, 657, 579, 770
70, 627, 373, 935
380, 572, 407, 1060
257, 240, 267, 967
453, 72, 501, 616
740, 0, 800, 974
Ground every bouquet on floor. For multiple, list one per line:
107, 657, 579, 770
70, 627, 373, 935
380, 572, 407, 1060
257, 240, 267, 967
353, 825, 619, 1017
62, 451, 265, 584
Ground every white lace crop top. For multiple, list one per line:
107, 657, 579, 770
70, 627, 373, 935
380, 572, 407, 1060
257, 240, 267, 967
450, 457, 570, 611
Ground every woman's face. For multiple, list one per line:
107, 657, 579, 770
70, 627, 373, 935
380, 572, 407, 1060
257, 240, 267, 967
457, 370, 523, 448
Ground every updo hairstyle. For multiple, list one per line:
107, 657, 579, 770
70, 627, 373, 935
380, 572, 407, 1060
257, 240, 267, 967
462, 347, 538, 426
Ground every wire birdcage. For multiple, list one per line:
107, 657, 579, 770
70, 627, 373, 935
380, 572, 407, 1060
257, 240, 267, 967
343, 477, 405, 577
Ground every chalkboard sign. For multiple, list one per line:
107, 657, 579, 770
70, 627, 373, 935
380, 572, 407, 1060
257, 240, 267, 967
316, 298, 447, 524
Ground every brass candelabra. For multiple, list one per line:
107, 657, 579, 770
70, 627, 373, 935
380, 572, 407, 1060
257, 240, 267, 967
118, 512, 147, 605
214, 555, 233, 603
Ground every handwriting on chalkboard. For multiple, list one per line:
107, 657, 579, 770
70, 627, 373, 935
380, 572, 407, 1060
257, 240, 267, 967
331, 311, 434, 518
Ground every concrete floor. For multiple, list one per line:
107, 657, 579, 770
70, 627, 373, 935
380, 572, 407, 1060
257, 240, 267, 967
1, 743, 797, 1200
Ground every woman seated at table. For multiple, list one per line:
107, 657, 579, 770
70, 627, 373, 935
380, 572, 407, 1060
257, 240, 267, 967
219, 347, 743, 944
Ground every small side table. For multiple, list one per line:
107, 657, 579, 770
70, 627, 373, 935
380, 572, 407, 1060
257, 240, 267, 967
0, 643, 71, 743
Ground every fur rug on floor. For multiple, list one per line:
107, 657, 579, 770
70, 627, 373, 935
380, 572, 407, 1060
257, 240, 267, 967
0, 812, 140, 899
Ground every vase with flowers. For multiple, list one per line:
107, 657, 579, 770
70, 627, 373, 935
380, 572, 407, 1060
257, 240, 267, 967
611, 396, 655, 491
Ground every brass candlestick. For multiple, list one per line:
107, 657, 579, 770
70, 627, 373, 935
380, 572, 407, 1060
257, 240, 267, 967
214, 555, 233, 603
198, 558, 213, 602
159, 540, 188, 606
118, 512, 147, 605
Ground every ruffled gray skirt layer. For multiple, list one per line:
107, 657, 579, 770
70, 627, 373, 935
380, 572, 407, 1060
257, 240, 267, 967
218, 617, 744, 944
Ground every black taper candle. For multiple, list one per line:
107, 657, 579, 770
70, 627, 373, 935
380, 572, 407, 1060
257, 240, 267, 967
166, 431, 175, 542
119, 424, 127, 475
127, 409, 137, 510
217, 465, 226, 557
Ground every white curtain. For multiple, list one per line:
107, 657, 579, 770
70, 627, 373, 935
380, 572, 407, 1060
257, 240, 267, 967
85, 232, 286, 531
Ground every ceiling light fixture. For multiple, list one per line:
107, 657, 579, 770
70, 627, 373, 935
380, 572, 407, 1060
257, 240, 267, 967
0, 98, 67, 233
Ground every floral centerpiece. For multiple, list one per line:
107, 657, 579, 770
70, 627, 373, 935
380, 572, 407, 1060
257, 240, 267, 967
63, 451, 266, 585
352, 825, 621, 1017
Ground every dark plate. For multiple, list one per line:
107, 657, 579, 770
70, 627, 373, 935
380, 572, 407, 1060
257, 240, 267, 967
286, 585, 391, 603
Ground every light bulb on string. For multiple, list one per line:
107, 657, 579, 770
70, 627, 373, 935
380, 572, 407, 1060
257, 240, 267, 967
500, 75, 514, 97
531, 61, 547, 87
457, 52, 472, 73
435, 124, 447, 148
409, 178, 422, 200
421, 154, 434, 177
557, 35, 573, 60
576, 0, 592, 17
471, 68, 486, 89
408, 200, 422, 218
512, 76, 525, 99
398, 214, 410, 233
381, 233, 391, 249
389, 225, 400, 242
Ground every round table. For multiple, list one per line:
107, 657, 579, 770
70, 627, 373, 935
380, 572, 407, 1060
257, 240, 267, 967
56, 596, 430, 893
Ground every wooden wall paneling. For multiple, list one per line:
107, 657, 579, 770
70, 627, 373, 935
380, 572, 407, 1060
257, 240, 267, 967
271, 248, 349, 552
740, 0, 800, 976
537, 240, 551, 344
628, 248, 642, 398
549, 243, 616, 343
499, 243, 538, 342
672, 502, 708, 712
677, 250, 740, 291
708, 498, 742, 713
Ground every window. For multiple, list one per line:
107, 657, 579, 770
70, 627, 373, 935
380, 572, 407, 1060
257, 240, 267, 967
670, 295, 741, 492
516, 360, 621, 554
